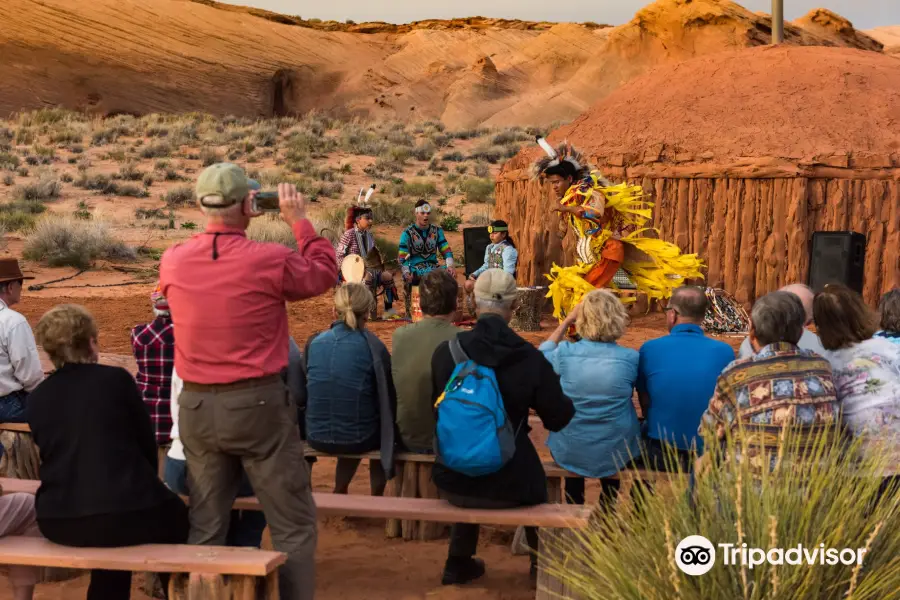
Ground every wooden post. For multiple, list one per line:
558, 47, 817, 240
415, 463, 445, 541
385, 460, 405, 538
536, 528, 583, 600
399, 460, 419, 540
265, 570, 279, 600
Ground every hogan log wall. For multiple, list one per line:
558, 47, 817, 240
495, 160, 900, 306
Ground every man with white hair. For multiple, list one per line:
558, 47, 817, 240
160, 163, 337, 600
429, 269, 573, 586
738, 283, 827, 359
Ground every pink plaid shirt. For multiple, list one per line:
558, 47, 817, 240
131, 316, 175, 445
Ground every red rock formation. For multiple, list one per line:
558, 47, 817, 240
497, 45, 900, 306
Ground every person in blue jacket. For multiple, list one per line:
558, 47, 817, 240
464, 221, 518, 307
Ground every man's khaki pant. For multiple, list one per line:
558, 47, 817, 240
179, 376, 316, 600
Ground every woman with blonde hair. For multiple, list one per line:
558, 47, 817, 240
540, 288, 641, 507
26, 304, 188, 600
305, 283, 397, 495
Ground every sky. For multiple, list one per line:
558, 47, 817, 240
222, 0, 896, 30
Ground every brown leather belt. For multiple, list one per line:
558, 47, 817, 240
182, 373, 282, 393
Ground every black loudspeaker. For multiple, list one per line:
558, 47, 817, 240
808, 231, 866, 294
463, 226, 491, 277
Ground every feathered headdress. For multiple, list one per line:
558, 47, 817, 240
345, 184, 377, 230
531, 137, 591, 181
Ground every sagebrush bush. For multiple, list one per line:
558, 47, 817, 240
246, 215, 297, 250
0, 209, 37, 233
389, 179, 437, 198
0, 152, 20, 169
2, 174, 13, 187
200, 147, 222, 167
442, 151, 465, 162
544, 426, 900, 600
118, 162, 144, 181
74, 173, 120, 195
24, 215, 135, 268
14, 172, 60, 202
462, 178, 495, 204
140, 143, 172, 159
164, 186, 195, 207
468, 209, 492, 226
474, 162, 491, 177
411, 141, 436, 162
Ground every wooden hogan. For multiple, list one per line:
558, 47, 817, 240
495, 45, 900, 306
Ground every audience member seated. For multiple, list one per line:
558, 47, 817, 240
638, 286, 735, 471
701, 291, 839, 474
875, 288, 900, 345
165, 367, 267, 548
431, 269, 574, 585
0, 485, 40, 600
539, 289, 641, 508
27, 304, 188, 600
131, 284, 175, 455
306, 283, 397, 495
814, 284, 900, 502
392, 270, 461, 453
738, 283, 826, 359
0, 258, 43, 423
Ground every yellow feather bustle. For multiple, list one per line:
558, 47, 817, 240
546, 172, 705, 320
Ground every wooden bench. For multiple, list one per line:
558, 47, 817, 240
0, 479, 285, 600
3, 478, 587, 600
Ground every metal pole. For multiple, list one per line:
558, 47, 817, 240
772, 0, 784, 44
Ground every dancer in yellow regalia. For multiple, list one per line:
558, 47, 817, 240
532, 138, 705, 321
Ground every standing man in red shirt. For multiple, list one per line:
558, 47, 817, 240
160, 163, 337, 600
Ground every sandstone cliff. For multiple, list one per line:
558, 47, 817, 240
0, 0, 888, 126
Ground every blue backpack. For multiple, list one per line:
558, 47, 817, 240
434, 338, 518, 477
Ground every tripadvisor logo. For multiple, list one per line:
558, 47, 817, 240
674, 535, 870, 576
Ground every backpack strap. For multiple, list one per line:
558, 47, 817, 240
449, 337, 469, 365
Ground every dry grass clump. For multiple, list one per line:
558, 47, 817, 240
14, 171, 60, 202
468, 208, 492, 226
246, 215, 297, 250
543, 426, 900, 600
0, 152, 19, 170
461, 178, 495, 204
140, 142, 172, 159
24, 215, 135, 269
388, 179, 437, 199
163, 186, 195, 207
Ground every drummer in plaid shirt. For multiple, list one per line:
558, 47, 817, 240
337, 204, 399, 318
131, 284, 175, 447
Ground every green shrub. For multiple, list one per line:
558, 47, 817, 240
543, 426, 900, 600
371, 199, 417, 226
0, 152, 19, 169
0, 209, 37, 232
389, 179, 437, 198
116, 183, 149, 198
247, 215, 297, 250
49, 129, 83, 145
16, 167, 28, 177
490, 128, 530, 145
462, 178, 495, 204
455, 164, 468, 175
24, 215, 135, 268
440, 213, 462, 232
164, 186, 195, 207
469, 145, 503, 164
374, 235, 399, 263
474, 162, 491, 177
442, 151, 465, 162
2, 174, 13, 186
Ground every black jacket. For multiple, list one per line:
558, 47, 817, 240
430, 314, 574, 505
27, 363, 178, 520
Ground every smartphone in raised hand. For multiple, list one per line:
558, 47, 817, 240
252, 191, 280, 213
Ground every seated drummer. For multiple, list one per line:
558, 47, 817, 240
399, 200, 456, 314
336, 204, 398, 318
464, 220, 518, 296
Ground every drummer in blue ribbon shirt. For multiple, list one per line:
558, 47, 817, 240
464, 220, 518, 298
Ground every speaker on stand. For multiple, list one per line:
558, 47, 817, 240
463, 226, 491, 278
808, 231, 866, 294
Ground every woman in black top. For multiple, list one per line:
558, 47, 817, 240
27, 304, 188, 600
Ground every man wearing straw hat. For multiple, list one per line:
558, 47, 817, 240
0, 258, 43, 423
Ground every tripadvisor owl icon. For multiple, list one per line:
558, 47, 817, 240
675, 535, 716, 576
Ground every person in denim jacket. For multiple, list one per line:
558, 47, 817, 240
305, 283, 397, 495
540, 288, 641, 508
